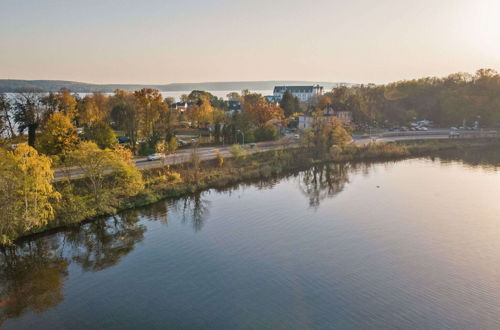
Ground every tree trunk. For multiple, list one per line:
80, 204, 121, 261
28, 123, 38, 147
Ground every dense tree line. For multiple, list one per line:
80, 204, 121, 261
315, 69, 500, 127
0, 87, 288, 153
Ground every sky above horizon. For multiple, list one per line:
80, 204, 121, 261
1, 0, 499, 85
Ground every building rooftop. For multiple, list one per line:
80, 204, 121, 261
273, 85, 323, 93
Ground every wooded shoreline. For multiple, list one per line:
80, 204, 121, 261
10, 138, 500, 245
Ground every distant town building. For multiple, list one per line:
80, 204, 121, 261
298, 107, 353, 130
264, 95, 280, 104
227, 100, 241, 111
273, 85, 323, 102
324, 106, 353, 125
170, 102, 194, 112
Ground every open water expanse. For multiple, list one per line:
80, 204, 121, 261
2, 148, 500, 329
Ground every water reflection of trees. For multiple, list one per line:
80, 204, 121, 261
66, 211, 147, 272
0, 239, 68, 326
0, 210, 146, 325
0, 190, 216, 325
174, 193, 211, 232
298, 163, 351, 208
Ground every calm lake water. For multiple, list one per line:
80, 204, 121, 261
2, 148, 500, 329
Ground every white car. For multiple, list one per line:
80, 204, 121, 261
147, 153, 166, 161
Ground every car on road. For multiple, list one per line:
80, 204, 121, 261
248, 143, 257, 148
147, 153, 166, 161
294, 134, 300, 139
449, 131, 460, 138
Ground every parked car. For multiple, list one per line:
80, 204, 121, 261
248, 143, 257, 148
147, 153, 166, 161
177, 139, 186, 146
294, 134, 300, 139
118, 136, 131, 144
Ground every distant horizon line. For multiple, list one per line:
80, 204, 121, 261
0, 78, 353, 85
0, 79, 359, 93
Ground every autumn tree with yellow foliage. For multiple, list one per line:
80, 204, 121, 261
38, 112, 79, 156
0, 144, 60, 244
66, 142, 144, 214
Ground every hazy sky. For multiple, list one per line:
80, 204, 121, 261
1, 0, 499, 84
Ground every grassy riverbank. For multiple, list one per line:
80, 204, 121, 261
10, 138, 500, 243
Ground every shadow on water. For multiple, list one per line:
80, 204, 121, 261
1, 145, 500, 325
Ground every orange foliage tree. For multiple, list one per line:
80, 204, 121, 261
244, 101, 284, 128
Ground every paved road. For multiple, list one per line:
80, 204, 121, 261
54, 139, 295, 180
55, 129, 486, 181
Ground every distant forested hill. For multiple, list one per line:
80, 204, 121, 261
0, 80, 161, 93
0, 79, 350, 93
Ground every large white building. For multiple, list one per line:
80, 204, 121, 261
273, 85, 323, 102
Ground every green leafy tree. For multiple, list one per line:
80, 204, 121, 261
254, 124, 279, 141
279, 91, 301, 117
110, 90, 140, 154
83, 121, 117, 149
